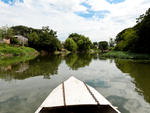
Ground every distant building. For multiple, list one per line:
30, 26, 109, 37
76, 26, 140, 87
13, 35, 28, 46
0, 38, 10, 44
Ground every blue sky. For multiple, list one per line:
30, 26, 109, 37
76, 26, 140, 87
75, 10, 110, 19
75, 2, 110, 19
106, 0, 125, 4
0, 0, 150, 41
1, 0, 124, 19
1, 0, 125, 4
1, 0, 23, 4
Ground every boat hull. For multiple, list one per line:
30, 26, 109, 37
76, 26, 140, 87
35, 76, 121, 113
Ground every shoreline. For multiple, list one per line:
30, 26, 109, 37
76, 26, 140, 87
102, 51, 150, 60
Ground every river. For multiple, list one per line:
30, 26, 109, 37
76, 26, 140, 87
0, 53, 150, 113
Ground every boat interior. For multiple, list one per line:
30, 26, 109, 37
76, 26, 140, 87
39, 105, 118, 113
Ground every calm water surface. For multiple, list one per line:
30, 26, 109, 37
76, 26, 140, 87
0, 54, 150, 113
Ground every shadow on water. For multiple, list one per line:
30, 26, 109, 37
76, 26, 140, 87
115, 59, 150, 103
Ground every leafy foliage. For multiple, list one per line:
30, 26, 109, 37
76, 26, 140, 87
64, 38, 77, 51
115, 28, 139, 51
115, 8, 150, 53
12, 26, 61, 52
67, 33, 92, 52
10, 37, 19, 45
98, 41, 108, 52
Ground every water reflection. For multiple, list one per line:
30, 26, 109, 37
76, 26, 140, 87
0, 54, 150, 113
65, 53, 93, 70
107, 95, 130, 113
0, 53, 94, 81
115, 59, 150, 103
0, 55, 62, 80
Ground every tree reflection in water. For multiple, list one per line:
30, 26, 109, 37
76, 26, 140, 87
0, 55, 62, 80
65, 53, 93, 70
115, 59, 150, 103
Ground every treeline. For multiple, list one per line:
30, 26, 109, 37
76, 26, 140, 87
64, 33, 115, 52
13, 26, 62, 52
0, 25, 113, 53
0, 26, 61, 52
114, 8, 150, 54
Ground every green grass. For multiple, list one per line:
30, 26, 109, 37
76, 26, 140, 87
0, 44, 39, 65
0, 44, 38, 57
102, 51, 150, 59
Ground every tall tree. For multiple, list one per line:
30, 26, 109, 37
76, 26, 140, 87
98, 41, 108, 52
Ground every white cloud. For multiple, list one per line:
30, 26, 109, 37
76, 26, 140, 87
0, 0, 150, 41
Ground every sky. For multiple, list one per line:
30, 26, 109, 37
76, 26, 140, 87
0, 0, 150, 41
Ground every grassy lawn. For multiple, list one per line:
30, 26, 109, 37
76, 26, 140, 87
0, 44, 38, 56
0, 44, 39, 65
102, 51, 150, 59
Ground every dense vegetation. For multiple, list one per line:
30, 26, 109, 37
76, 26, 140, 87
64, 33, 93, 52
98, 41, 108, 52
0, 26, 62, 52
115, 8, 150, 54
0, 26, 110, 53
64, 38, 77, 52
64, 33, 110, 52
12, 26, 62, 52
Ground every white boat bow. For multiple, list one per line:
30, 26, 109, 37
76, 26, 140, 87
35, 76, 121, 113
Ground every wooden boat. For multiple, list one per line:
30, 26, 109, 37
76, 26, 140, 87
35, 76, 121, 113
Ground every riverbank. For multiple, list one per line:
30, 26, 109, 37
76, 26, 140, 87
102, 51, 150, 59
0, 44, 39, 65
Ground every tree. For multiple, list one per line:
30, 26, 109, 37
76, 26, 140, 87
115, 28, 139, 51
134, 8, 150, 53
11, 25, 35, 36
92, 42, 98, 49
68, 33, 92, 52
38, 28, 61, 52
109, 38, 115, 47
64, 38, 77, 52
115, 28, 130, 44
0, 29, 3, 40
98, 41, 108, 52
12, 26, 62, 52
114, 8, 150, 53
10, 37, 19, 45
27, 32, 40, 48
76, 36, 91, 51
0, 26, 14, 39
